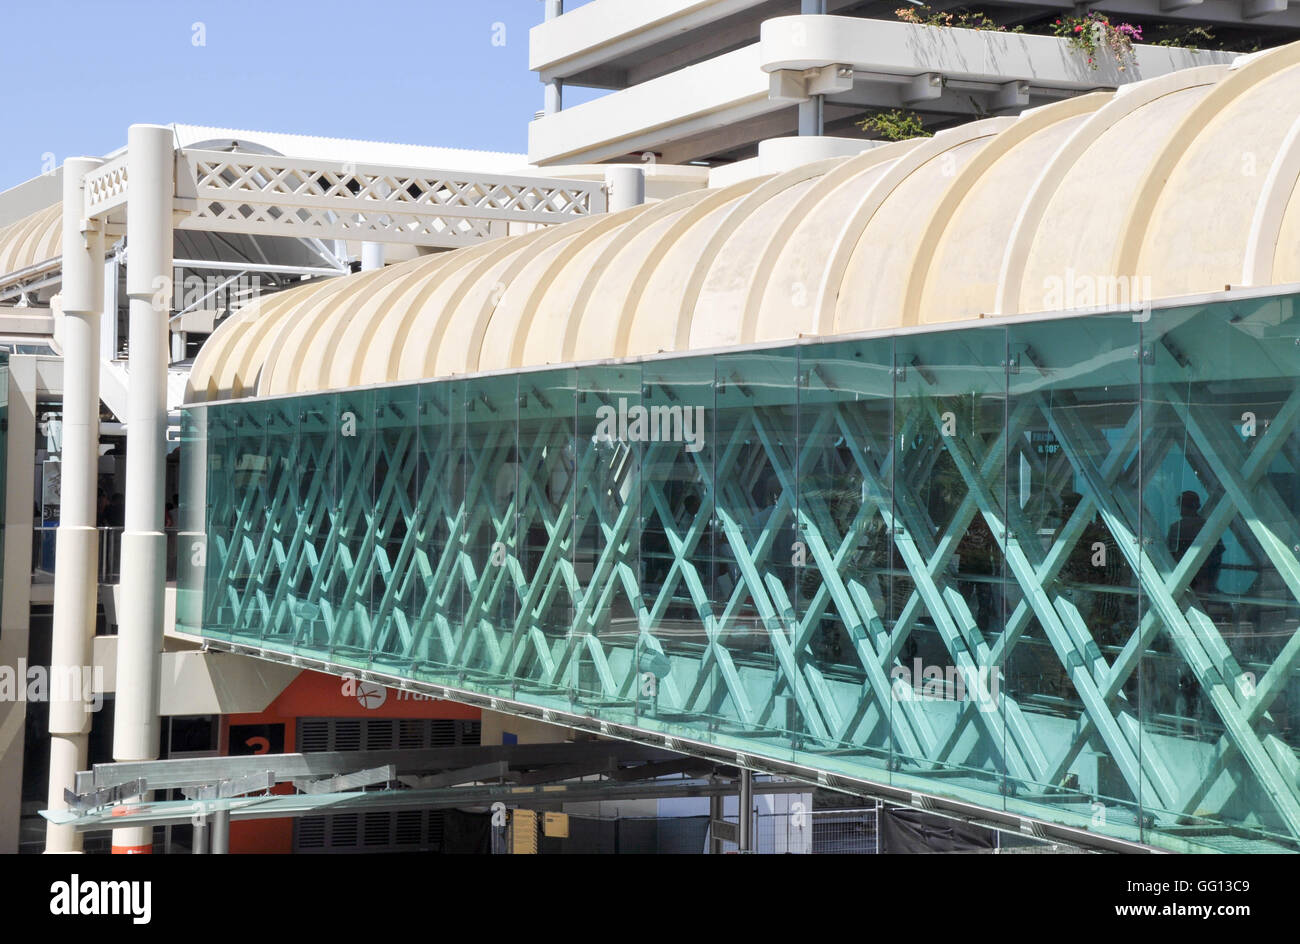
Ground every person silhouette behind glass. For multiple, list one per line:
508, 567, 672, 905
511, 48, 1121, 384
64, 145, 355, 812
1166, 490, 1224, 597
1166, 490, 1225, 725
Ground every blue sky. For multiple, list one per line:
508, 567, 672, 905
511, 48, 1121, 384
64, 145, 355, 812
0, 0, 604, 192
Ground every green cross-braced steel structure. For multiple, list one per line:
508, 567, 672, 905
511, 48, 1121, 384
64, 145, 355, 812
179, 293, 1300, 853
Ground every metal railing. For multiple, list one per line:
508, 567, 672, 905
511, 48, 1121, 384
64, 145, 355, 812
31, 525, 180, 583
715, 805, 882, 854
501, 804, 883, 854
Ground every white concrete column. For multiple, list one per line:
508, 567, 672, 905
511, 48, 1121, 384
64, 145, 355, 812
605, 167, 645, 213
360, 241, 385, 271
364, 183, 392, 268
45, 157, 105, 854
111, 124, 174, 855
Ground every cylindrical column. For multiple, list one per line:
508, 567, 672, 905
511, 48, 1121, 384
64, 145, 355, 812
191, 812, 207, 854
45, 156, 105, 854
738, 770, 754, 852
544, 0, 563, 113
360, 241, 385, 271
605, 167, 645, 213
210, 808, 229, 854
709, 793, 723, 854
111, 124, 174, 855
798, 97, 823, 137
544, 80, 563, 115
798, 0, 825, 136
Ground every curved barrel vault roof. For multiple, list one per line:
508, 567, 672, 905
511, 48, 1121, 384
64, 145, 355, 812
0, 203, 61, 278
188, 41, 1300, 404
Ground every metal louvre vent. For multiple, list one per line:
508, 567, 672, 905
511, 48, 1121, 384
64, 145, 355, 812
292, 717, 478, 853
365, 721, 394, 751
431, 719, 458, 746
363, 812, 392, 847
296, 816, 326, 849
294, 809, 448, 854
330, 814, 359, 847
298, 719, 330, 752
295, 717, 480, 752
395, 810, 423, 844
398, 719, 425, 749
333, 719, 362, 752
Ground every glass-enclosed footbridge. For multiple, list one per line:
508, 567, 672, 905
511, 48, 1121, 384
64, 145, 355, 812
178, 43, 1300, 854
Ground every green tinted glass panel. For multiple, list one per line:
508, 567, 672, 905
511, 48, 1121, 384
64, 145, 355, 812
178, 292, 1300, 853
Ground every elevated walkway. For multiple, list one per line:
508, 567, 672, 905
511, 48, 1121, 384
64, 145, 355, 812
177, 47, 1300, 854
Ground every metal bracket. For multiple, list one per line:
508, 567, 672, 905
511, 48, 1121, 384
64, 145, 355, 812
294, 764, 396, 796
63, 778, 148, 813
182, 771, 275, 801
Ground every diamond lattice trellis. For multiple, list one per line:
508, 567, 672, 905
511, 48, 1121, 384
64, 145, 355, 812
82, 149, 606, 246
180, 152, 605, 247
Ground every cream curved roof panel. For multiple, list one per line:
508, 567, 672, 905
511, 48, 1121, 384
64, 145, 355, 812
431, 215, 610, 381
625, 176, 771, 357
327, 253, 454, 391
1244, 112, 1300, 287
300, 254, 432, 394
1130, 46, 1300, 298
187, 291, 288, 401
491, 204, 654, 372
564, 188, 712, 361
684, 158, 848, 351
565, 189, 714, 362
998, 65, 1231, 316
750, 140, 919, 344
908, 94, 1110, 326
263, 266, 409, 396
355, 240, 514, 387
390, 234, 548, 384
1274, 124, 1300, 286
187, 41, 1300, 406
0, 203, 61, 278
827, 117, 1013, 334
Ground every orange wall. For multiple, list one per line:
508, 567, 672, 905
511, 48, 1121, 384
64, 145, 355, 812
222, 670, 480, 853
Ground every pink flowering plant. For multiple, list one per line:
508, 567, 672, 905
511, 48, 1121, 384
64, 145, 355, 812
1053, 13, 1143, 70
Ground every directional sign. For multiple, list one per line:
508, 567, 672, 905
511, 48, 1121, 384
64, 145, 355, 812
711, 819, 738, 843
